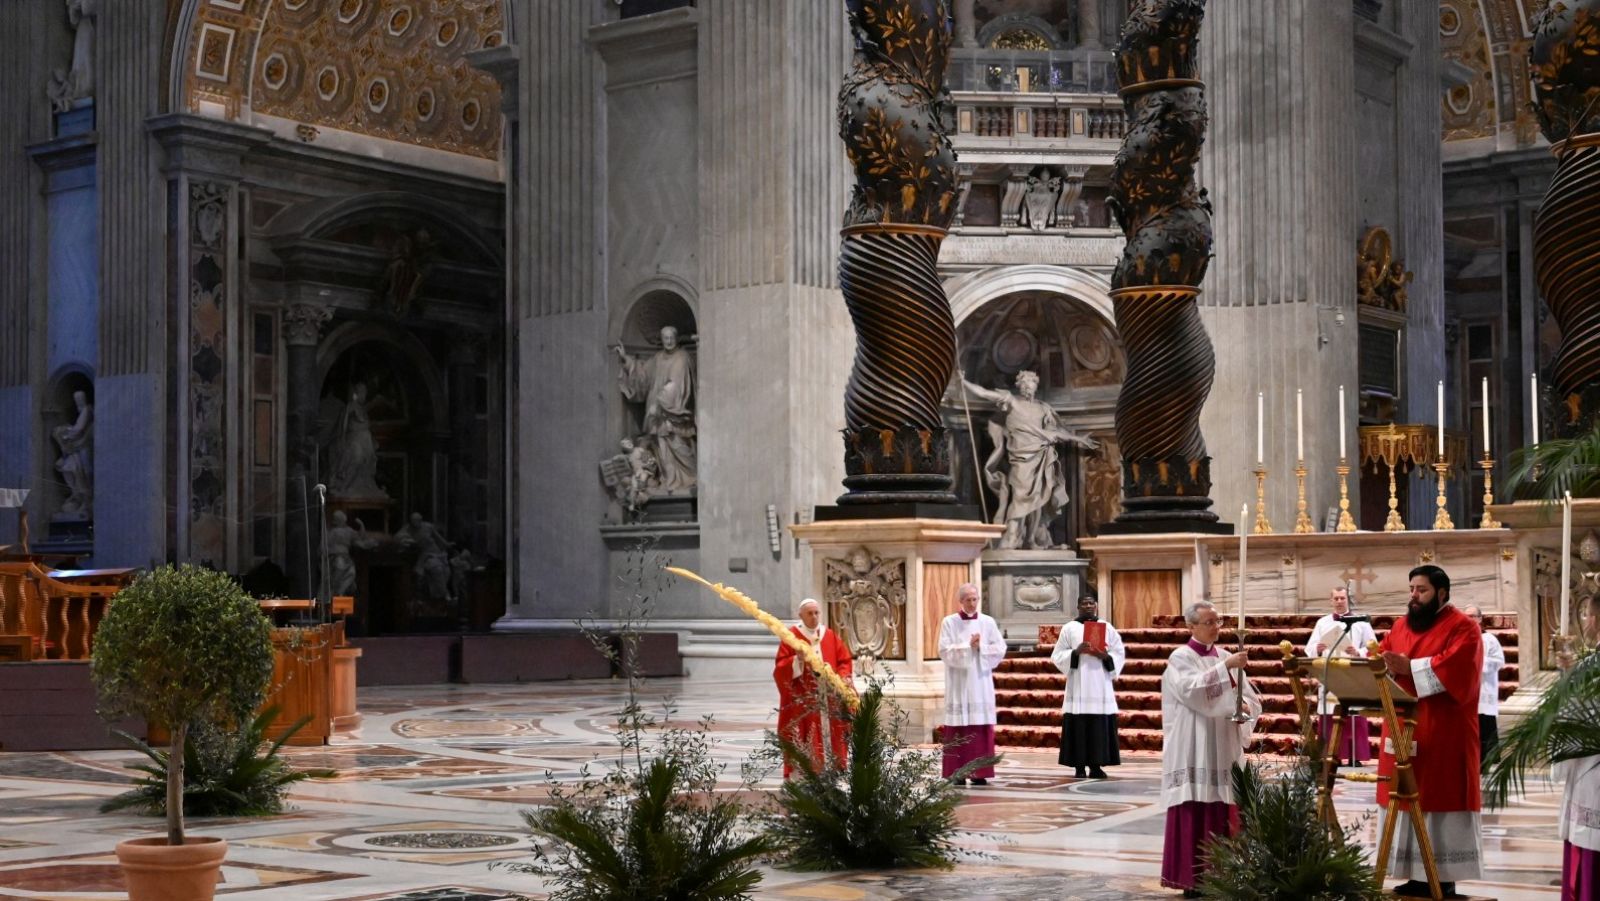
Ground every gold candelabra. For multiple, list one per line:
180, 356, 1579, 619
1479, 454, 1499, 529
1253, 466, 1273, 534
1432, 455, 1454, 530
1383, 457, 1405, 532
1293, 461, 1314, 533
1336, 459, 1358, 532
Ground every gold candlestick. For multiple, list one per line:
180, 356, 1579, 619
1479, 454, 1499, 528
1293, 461, 1314, 533
1253, 466, 1273, 534
1383, 457, 1405, 532
1432, 455, 1454, 530
1336, 459, 1357, 532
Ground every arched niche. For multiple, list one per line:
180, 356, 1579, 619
943, 273, 1126, 548
605, 282, 700, 519
315, 324, 449, 534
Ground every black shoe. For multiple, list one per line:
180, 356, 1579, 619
1088, 767, 1108, 779
1182, 890, 1202, 899
950, 778, 967, 786
1394, 881, 1457, 898
1073, 767, 1086, 778
969, 777, 988, 786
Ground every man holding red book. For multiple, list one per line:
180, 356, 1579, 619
1050, 594, 1125, 779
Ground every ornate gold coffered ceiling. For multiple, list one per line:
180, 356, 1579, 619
175, 0, 505, 161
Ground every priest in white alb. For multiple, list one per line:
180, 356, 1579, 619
1050, 593, 1125, 779
1302, 584, 1378, 765
938, 582, 1007, 786
1160, 600, 1260, 898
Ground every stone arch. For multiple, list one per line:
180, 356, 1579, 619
265, 190, 503, 267
945, 265, 1115, 329
166, 0, 508, 162
609, 274, 700, 347
316, 322, 448, 434
977, 14, 1065, 50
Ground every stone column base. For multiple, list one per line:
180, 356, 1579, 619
981, 548, 1089, 648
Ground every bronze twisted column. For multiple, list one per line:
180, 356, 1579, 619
832, 0, 966, 510
1099, 0, 1228, 534
1531, 2, 1600, 438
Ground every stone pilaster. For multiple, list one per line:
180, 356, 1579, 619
1196, 1, 1359, 531
284, 302, 331, 598
1077, 0, 1102, 49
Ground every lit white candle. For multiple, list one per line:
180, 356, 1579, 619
1338, 385, 1347, 459
1532, 373, 1541, 445
1238, 504, 1249, 632
1437, 380, 1445, 456
1481, 376, 1490, 455
1256, 392, 1264, 465
1296, 389, 1304, 461
1562, 491, 1573, 636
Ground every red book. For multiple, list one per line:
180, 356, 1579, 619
1082, 621, 1106, 653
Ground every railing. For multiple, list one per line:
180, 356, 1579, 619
954, 97, 1127, 144
947, 48, 1118, 96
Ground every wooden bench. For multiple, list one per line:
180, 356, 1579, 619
0, 563, 131, 661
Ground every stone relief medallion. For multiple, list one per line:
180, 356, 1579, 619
1012, 575, 1063, 612
1069, 323, 1113, 371
824, 546, 907, 661
991, 328, 1038, 374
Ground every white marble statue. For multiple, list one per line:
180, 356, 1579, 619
47, 0, 97, 113
327, 382, 386, 499
959, 370, 1098, 550
52, 389, 93, 517
616, 326, 696, 493
325, 510, 377, 597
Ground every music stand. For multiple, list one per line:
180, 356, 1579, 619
1278, 640, 1442, 901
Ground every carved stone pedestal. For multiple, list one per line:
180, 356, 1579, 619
791, 518, 1003, 743
981, 549, 1089, 649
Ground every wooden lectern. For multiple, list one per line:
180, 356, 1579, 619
1278, 640, 1443, 901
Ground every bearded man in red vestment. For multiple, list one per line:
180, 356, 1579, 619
1377, 564, 1484, 897
774, 598, 854, 778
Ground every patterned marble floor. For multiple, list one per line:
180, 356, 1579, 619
0, 678, 1568, 900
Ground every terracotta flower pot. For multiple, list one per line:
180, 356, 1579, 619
114, 836, 227, 901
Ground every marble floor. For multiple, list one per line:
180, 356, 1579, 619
0, 678, 1568, 900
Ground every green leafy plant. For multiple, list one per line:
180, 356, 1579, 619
1507, 418, 1600, 501
1195, 754, 1382, 900
501, 542, 773, 901
1484, 644, 1600, 808
90, 564, 275, 845
762, 683, 999, 871
100, 707, 335, 817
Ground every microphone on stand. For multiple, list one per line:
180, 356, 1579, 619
1337, 613, 1371, 625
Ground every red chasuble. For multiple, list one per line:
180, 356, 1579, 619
1377, 604, 1483, 812
774, 626, 854, 777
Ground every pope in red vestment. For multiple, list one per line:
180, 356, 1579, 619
774, 598, 854, 777
1376, 565, 1484, 896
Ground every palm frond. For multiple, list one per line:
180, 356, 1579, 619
1506, 421, 1600, 502
1484, 651, 1600, 808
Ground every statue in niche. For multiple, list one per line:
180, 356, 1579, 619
47, 0, 97, 113
326, 382, 387, 499
377, 228, 436, 317
325, 510, 378, 597
616, 325, 697, 493
958, 370, 1098, 550
397, 512, 453, 604
52, 389, 93, 517
600, 437, 658, 522
824, 546, 906, 660
448, 547, 476, 604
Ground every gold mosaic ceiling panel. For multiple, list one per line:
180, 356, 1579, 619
1440, 0, 1540, 151
178, 0, 504, 161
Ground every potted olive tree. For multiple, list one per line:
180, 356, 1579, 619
91, 564, 274, 901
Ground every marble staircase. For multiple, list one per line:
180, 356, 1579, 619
989, 613, 1521, 755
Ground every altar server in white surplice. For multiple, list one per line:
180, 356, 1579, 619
1050, 594, 1125, 779
938, 582, 1008, 786
1302, 584, 1378, 765
1160, 600, 1261, 897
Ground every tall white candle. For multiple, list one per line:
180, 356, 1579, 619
1338, 385, 1347, 459
1562, 491, 1574, 636
1296, 389, 1304, 461
1437, 380, 1445, 456
1532, 373, 1541, 445
1256, 392, 1264, 465
1481, 376, 1490, 455
1238, 504, 1249, 632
